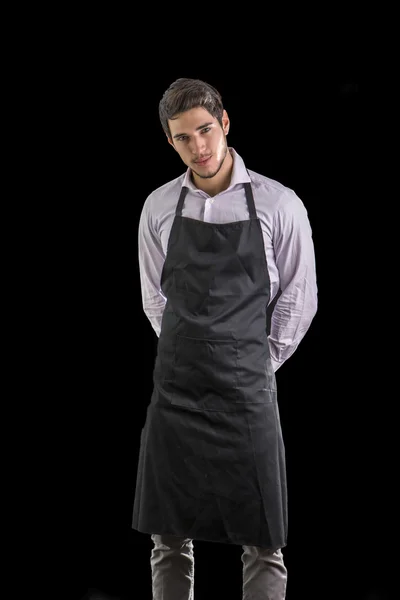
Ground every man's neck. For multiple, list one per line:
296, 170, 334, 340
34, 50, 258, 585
191, 150, 234, 197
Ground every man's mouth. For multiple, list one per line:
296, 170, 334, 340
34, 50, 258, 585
195, 156, 212, 165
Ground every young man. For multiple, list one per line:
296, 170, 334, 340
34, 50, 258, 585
132, 78, 318, 599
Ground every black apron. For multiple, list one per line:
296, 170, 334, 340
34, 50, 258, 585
132, 179, 288, 550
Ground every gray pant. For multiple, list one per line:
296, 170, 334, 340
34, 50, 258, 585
150, 534, 287, 599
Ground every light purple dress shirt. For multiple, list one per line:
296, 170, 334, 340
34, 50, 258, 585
138, 147, 318, 372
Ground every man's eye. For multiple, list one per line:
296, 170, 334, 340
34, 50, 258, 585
177, 128, 210, 142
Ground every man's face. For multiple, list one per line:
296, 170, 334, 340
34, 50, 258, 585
167, 107, 230, 180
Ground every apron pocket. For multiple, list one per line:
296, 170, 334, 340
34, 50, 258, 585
236, 340, 276, 393
170, 335, 239, 409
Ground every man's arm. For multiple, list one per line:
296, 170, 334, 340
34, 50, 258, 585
138, 195, 166, 337
269, 190, 318, 372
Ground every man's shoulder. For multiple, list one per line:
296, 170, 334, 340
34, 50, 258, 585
246, 166, 311, 227
146, 173, 186, 205
247, 167, 295, 199
245, 167, 303, 220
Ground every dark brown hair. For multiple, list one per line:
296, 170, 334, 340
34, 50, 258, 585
159, 78, 224, 139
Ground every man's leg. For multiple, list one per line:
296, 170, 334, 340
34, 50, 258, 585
242, 545, 287, 599
150, 534, 194, 600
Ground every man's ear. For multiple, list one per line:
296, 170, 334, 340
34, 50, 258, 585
167, 136, 177, 151
222, 109, 230, 135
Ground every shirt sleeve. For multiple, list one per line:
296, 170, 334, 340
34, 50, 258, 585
138, 195, 166, 337
269, 190, 318, 372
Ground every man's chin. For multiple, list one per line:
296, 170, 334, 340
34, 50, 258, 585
195, 169, 220, 180
193, 160, 222, 180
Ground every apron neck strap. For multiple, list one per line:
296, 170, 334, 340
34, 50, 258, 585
244, 181, 257, 219
176, 186, 189, 217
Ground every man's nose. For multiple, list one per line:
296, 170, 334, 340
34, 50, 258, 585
188, 136, 206, 155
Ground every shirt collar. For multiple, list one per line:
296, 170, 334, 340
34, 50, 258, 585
182, 147, 251, 194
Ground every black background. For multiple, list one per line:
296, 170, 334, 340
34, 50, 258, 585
50, 35, 393, 600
